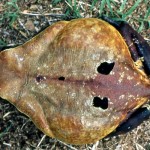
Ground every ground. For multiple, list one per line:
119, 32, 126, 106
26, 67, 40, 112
0, 0, 150, 150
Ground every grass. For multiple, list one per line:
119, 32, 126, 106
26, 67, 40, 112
0, 0, 20, 26
0, 0, 20, 46
1, 0, 149, 27
51, 0, 150, 24
0, 0, 150, 149
0, 0, 149, 46
0, 40, 6, 47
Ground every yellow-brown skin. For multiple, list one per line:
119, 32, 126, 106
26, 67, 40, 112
0, 18, 150, 144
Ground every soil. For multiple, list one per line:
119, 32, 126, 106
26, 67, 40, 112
0, 1, 150, 150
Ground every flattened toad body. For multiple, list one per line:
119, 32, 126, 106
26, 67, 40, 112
0, 18, 150, 144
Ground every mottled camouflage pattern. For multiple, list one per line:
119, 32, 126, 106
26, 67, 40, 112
0, 18, 150, 144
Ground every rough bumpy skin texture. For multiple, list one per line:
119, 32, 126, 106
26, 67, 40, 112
0, 18, 150, 144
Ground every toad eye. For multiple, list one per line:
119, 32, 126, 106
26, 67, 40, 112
97, 62, 115, 75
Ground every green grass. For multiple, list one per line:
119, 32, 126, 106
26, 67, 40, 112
0, 0, 150, 149
0, 0, 20, 27
52, 0, 149, 30
0, 0, 20, 46
1, 0, 149, 29
0, 40, 7, 46
0, 0, 149, 46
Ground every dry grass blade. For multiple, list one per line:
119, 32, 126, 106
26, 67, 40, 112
0, 0, 150, 149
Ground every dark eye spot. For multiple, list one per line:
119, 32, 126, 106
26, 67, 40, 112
97, 62, 115, 75
36, 75, 44, 82
93, 96, 108, 109
58, 76, 65, 81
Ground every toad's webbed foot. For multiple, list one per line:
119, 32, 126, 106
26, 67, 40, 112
102, 16, 150, 76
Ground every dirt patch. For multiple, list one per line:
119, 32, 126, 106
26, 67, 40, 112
0, 1, 150, 149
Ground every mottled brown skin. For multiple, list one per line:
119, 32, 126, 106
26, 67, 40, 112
0, 18, 150, 145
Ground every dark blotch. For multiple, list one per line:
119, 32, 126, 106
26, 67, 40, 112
58, 76, 65, 81
93, 97, 108, 109
97, 62, 115, 75
36, 75, 45, 82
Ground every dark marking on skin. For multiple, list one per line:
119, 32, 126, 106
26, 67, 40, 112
93, 97, 108, 109
97, 62, 115, 75
36, 75, 45, 82
58, 76, 65, 81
